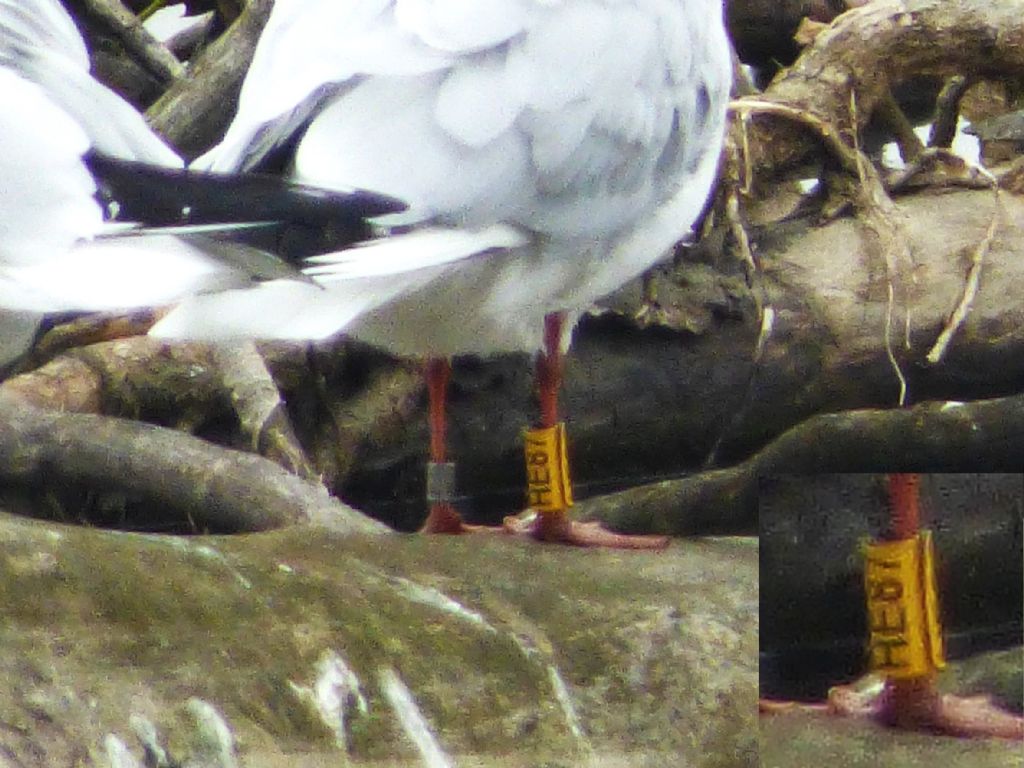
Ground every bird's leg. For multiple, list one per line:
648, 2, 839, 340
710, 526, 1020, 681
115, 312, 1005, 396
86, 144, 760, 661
419, 357, 466, 534
887, 472, 920, 538
505, 312, 668, 548
537, 312, 562, 430
770, 474, 1024, 739
867, 474, 1022, 738
872, 474, 944, 729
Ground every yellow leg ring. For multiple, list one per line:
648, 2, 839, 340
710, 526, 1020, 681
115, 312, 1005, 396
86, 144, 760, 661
864, 531, 945, 679
523, 422, 573, 513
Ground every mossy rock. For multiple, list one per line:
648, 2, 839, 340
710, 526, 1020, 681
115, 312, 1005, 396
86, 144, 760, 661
0, 513, 757, 767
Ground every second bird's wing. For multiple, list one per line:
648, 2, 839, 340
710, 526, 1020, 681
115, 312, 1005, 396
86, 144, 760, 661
0, 0, 181, 165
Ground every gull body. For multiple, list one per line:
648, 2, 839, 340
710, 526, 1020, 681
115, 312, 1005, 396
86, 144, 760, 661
154, 0, 732, 359
152, 0, 731, 543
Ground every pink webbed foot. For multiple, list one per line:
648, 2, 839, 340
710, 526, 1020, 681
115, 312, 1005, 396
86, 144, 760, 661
502, 509, 670, 549
927, 693, 1024, 739
419, 503, 500, 535
781, 676, 1024, 740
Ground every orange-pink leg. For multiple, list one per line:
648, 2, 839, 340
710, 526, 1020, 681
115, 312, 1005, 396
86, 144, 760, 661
504, 312, 669, 549
419, 357, 468, 534
762, 474, 1024, 739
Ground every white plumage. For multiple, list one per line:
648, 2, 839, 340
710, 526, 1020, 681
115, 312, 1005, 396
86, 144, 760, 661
153, 0, 732, 358
0, 0, 313, 316
0, 0, 180, 165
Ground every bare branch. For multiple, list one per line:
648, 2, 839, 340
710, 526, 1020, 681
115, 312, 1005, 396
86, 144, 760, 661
746, 0, 1024, 182
579, 392, 1024, 535
146, 0, 274, 157
0, 394, 388, 535
78, 0, 184, 83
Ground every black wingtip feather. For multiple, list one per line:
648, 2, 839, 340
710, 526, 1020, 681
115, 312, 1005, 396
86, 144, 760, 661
86, 151, 407, 228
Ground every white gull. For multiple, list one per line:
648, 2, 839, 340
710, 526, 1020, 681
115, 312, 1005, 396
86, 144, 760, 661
152, 0, 732, 545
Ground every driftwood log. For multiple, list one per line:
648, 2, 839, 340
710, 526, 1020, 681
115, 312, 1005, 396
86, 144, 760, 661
737, 0, 1024, 183
579, 393, 1024, 535
145, 0, 274, 156
0, 391, 386, 535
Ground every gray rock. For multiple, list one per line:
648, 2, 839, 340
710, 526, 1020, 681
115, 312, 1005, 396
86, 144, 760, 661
0, 513, 757, 767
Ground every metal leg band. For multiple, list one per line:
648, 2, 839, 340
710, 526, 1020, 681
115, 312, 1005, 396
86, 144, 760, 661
426, 461, 457, 505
